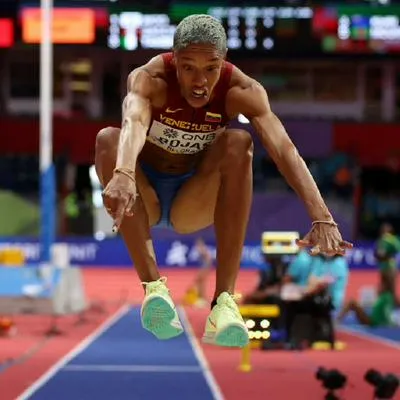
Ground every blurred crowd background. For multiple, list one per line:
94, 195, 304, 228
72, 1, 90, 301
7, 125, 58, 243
0, 0, 399, 245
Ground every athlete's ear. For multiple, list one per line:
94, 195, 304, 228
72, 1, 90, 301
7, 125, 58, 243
171, 52, 176, 66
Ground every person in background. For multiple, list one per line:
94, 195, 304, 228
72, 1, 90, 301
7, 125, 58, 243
242, 253, 285, 304
283, 249, 314, 288
375, 222, 400, 306
305, 254, 349, 312
337, 280, 395, 327
245, 234, 315, 304
183, 238, 213, 307
282, 254, 347, 346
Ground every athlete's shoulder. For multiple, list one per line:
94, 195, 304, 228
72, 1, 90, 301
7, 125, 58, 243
225, 64, 269, 118
228, 64, 261, 93
126, 54, 169, 105
127, 55, 167, 87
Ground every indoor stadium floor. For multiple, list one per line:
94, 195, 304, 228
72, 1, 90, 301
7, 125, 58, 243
1, 268, 399, 400
18, 306, 221, 400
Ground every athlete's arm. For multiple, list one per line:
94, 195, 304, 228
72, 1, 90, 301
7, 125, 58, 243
227, 76, 332, 222
226, 70, 352, 255
102, 62, 162, 230
115, 68, 154, 172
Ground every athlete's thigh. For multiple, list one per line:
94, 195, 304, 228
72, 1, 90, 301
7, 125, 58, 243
96, 126, 161, 226
169, 132, 230, 233
135, 166, 161, 226
169, 169, 220, 233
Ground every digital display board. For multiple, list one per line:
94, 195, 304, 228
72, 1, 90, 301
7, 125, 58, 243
106, 4, 400, 56
107, 6, 315, 52
0, 18, 14, 48
108, 12, 176, 50
209, 6, 314, 52
314, 6, 400, 54
3, 2, 400, 57
21, 8, 96, 44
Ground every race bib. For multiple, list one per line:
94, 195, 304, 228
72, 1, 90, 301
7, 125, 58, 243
146, 120, 225, 155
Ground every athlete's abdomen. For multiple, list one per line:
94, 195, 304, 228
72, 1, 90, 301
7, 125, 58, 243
141, 105, 227, 174
139, 141, 205, 174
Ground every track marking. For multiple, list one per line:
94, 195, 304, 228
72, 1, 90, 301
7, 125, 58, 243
339, 325, 400, 350
63, 364, 203, 373
16, 305, 130, 400
179, 307, 224, 400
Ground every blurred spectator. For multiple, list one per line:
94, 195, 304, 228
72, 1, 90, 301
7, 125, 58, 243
375, 223, 400, 306
337, 280, 395, 327
242, 254, 287, 304
283, 249, 314, 288
283, 254, 348, 347
305, 254, 349, 312
183, 238, 213, 308
360, 162, 400, 238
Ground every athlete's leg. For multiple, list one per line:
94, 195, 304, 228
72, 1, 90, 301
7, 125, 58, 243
95, 127, 183, 339
337, 300, 371, 325
95, 127, 161, 283
170, 129, 253, 298
170, 129, 253, 347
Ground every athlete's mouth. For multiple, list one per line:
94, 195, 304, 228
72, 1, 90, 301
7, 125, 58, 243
191, 88, 207, 98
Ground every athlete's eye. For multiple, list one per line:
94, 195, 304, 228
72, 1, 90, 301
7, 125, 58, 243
206, 66, 218, 72
183, 65, 193, 71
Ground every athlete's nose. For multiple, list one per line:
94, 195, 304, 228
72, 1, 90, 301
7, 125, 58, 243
192, 71, 207, 87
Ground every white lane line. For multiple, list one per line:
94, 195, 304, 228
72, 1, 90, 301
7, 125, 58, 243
17, 305, 130, 400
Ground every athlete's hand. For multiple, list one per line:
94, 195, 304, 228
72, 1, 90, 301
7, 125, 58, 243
296, 222, 353, 256
102, 170, 138, 232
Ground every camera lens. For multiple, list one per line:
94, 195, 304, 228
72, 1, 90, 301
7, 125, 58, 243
364, 369, 381, 385
316, 367, 328, 381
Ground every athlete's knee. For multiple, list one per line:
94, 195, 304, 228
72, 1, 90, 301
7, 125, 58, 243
95, 127, 120, 185
95, 126, 120, 154
348, 299, 356, 308
222, 129, 253, 166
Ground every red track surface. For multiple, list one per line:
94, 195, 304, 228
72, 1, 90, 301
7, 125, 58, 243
0, 268, 398, 400
187, 307, 400, 399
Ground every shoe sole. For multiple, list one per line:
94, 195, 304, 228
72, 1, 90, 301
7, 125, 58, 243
141, 296, 183, 340
203, 323, 249, 348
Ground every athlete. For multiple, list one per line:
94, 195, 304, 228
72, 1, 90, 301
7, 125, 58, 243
96, 14, 352, 348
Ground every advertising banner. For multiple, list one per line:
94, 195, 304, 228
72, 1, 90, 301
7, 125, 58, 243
0, 237, 389, 270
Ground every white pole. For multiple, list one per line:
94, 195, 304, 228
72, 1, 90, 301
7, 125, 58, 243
40, 0, 53, 172
40, 0, 55, 264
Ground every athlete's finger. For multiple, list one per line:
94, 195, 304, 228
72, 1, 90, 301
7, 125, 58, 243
125, 194, 136, 217
340, 240, 353, 249
113, 200, 128, 232
324, 247, 337, 256
335, 247, 346, 256
296, 239, 311, 247
309, 245, 321, 256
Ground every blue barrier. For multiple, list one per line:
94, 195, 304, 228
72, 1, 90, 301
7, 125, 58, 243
0, 237, 392, 270
40, 164, 56, 263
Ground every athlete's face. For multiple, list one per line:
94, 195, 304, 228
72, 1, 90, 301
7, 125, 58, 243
174, 44, 226, 108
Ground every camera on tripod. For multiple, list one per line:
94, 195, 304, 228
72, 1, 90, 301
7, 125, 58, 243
364, 369, 399, 399
316, 367, 347, 400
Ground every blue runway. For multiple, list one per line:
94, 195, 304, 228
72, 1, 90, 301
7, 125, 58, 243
340, 313, 400, 346
19, 306, 222, 400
